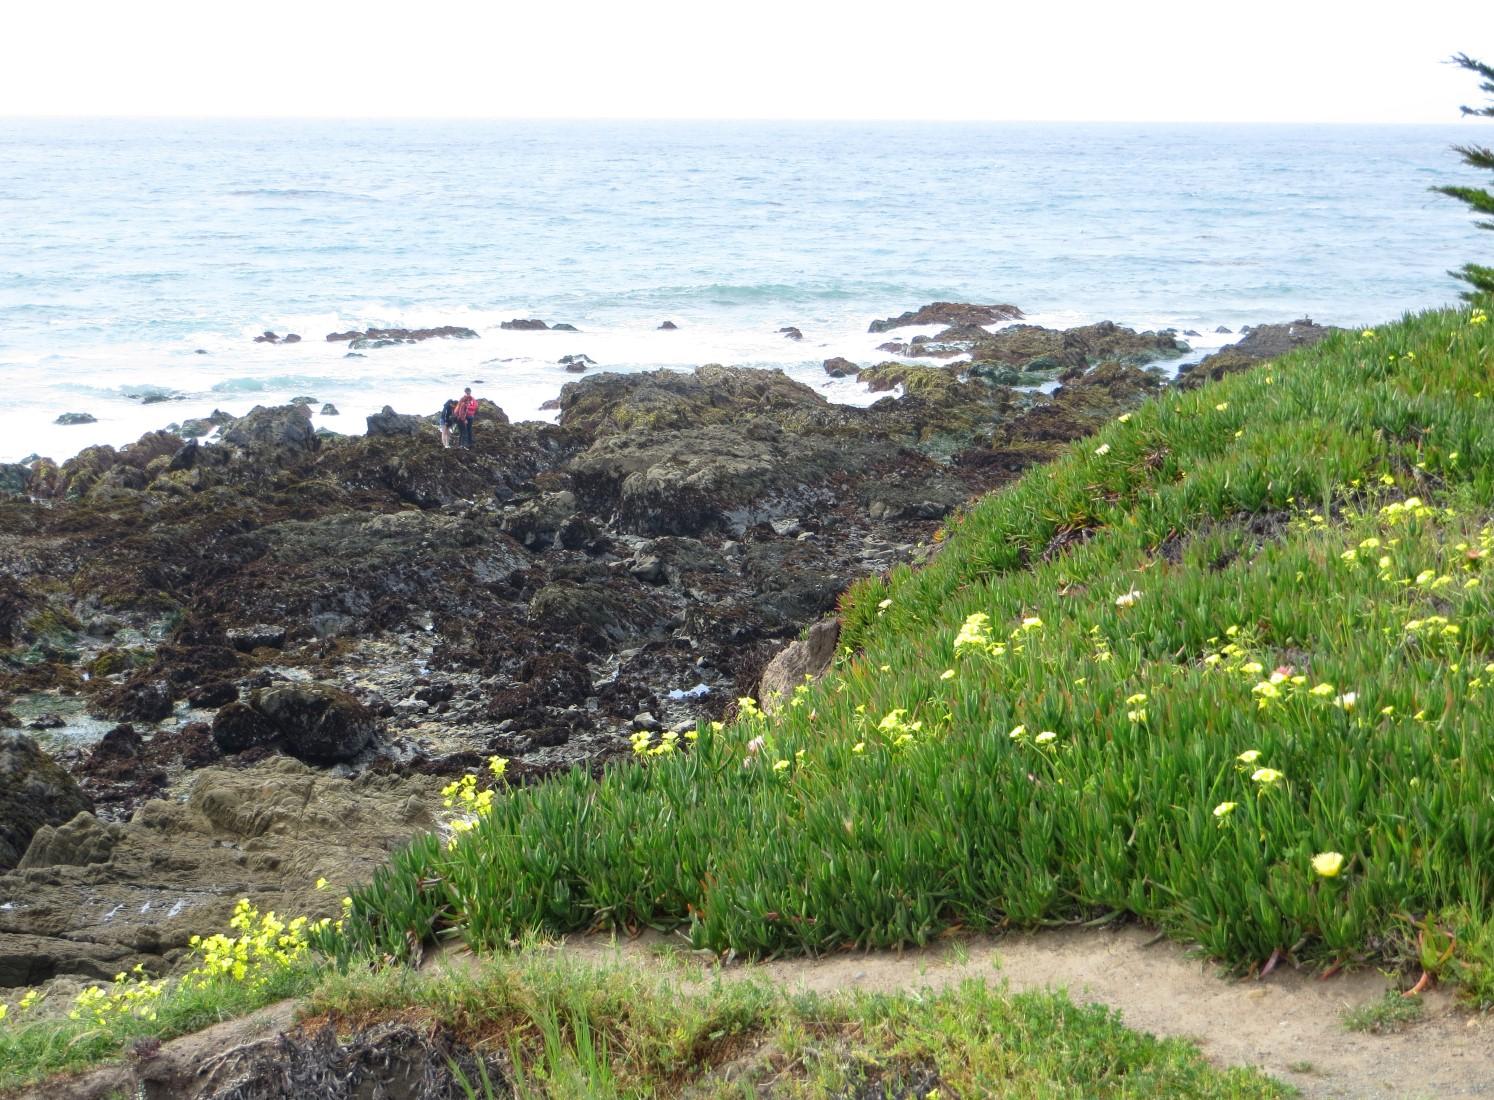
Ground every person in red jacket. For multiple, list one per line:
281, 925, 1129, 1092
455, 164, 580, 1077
453, 387, 478, 448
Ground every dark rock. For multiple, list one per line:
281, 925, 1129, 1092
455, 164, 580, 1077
289, 395, 318, 406
629, 555, 667, 584
551, 323, 579, 332
325, 326, 478, 343
1183, 329, 1201, 337
631, 712, 661, 731
0, 734, 93, 870
1177, 318, 1340, 390
226, 625, 288, 652
188, 680, 238, 708
0, 463, 32, 497
211, 701, 276, 754
17, 811, 123, 870
366, 405, 427, 438
219, 403, 317, 452
500, 319, 549, 331
501, 491, 577, 550
658, 320, 678, 330
95, 678, 175, 723
55, 412, 98, 425
249, 682, 379, 763
868, 302, 1023, 334
254, 331, 281, 344
283, 333, 302, 344
758, 618, 839, 713
779, 326, 804, 340
321, 403, 339, 416
1215, 326, 1233, 334
822, 357, 858, 378
559, 354, 596, 372
28, 714, 65, 730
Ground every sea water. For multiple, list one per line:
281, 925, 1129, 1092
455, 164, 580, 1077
0, 118, 1487, 464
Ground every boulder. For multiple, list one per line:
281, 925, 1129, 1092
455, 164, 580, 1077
325, 326, 478, 343
246, 682, 380, 763
55, 412, 98, 425
0, 463, 32, 497
780, 326, 804, 340
500, 319, 549, 331
366, 405, 427, 438
253, 331, 281, 344
219, 403, 318, 451
868, 302, 1023, 334
0, 734, 94, 870
758, 618, 840, 713
211, 700, 276, 754
822, 357, 859, 378
658, 320, 679, 330
321, 403, 340, 416
559, 354, 596, 372
501, 491, 578, 550
551, 323, 580, 332
17, 811, 123, 869
1177, 318, 1340, 390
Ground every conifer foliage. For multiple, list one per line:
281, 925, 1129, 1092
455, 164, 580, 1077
1436, 54, 1494, 298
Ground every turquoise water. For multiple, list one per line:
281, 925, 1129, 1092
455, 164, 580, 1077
0, 119, 1487, 462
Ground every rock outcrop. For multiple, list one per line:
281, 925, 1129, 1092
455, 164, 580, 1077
868, 302, 1023, 334
0, 735, 93, 870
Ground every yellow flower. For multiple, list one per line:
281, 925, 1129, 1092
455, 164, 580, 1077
1311, 851, 1345, 878
488, 756, 509, 779
1021, 616, 1044, 631
1009, 724, 1027, 740
315, 877, 329, 891
772, 759, 790, 772
1124, 692, 1148, 706
940, 668, 956, 681
852, 742, 865, 754
1251, 767, 1284, 785
1236, 749, 1261, 764
1215, 402, 1228, 412
1117, 413, 1132, 423
1309, 682, 1334, 696
1213, 801, 1237, 818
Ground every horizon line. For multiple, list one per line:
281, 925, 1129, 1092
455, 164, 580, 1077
0, 114, 1481, 127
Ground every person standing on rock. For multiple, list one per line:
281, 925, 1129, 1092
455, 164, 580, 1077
454, 387, 478, 449
438, 397, 458, 448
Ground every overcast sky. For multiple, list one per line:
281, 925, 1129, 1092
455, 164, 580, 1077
4, 0, 1492, 122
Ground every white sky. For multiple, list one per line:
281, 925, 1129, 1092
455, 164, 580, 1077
3, 0, 1492, 122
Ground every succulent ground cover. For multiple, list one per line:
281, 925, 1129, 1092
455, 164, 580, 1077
334, 307, 1494, 1001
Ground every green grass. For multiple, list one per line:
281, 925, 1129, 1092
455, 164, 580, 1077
1341, 989, 1425, 1034
0, 962, 316, 1093
311, 948, 1288, 1098
332, 308, 1494, 992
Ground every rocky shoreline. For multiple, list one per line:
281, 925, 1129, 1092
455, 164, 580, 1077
0, 306, 1336, 997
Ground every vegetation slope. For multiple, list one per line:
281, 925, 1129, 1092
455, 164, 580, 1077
337, 306, 1494, 1001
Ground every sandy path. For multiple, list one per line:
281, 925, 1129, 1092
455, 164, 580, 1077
562, 926, 1494, 1099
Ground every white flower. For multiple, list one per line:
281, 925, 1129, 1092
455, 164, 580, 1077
1115, 589, 1142, 608
1094, 443, 1111, 456
1035, 731, 1057, 745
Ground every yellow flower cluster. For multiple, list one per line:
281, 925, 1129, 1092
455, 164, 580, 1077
67, 965, 167, 1024
186, 899, 324, 989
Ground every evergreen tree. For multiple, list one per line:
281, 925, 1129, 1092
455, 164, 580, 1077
1435, 54, 1494, 299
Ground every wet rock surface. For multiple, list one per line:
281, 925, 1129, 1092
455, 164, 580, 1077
0, 304, 1285, 994
1175, 317, 1341, 389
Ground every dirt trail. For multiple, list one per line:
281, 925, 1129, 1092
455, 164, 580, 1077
563, 926, 1493, 1100
22, 926, 1494, 1099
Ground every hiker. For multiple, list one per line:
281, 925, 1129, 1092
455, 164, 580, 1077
454, 387, 478, 449
438, 397, 458, 448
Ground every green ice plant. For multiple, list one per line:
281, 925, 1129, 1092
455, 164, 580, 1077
334, 308, 1494, 994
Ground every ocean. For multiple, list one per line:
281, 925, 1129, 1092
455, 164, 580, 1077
0, 118, 1487, 465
